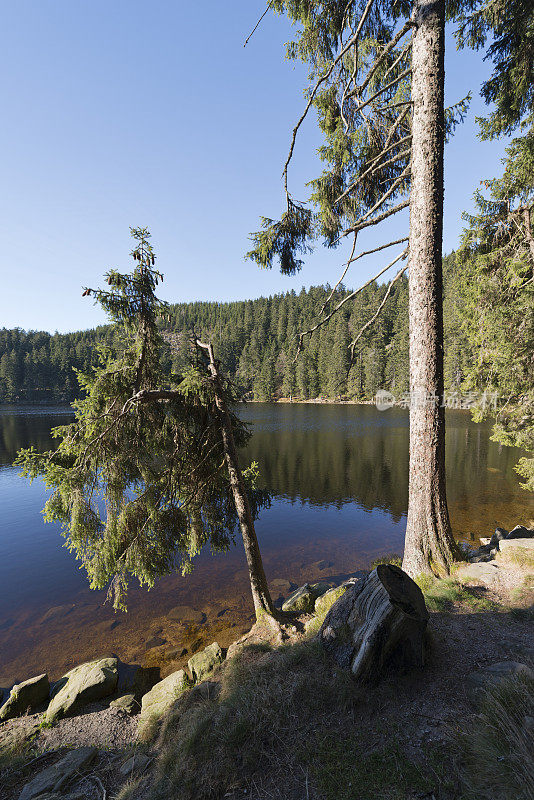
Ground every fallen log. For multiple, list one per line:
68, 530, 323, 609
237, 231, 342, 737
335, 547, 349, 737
319, 564, 429, 683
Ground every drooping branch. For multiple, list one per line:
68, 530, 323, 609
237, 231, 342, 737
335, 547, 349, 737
349, 253, 409, 360
294, 248, 408, 359
282, 0, 376, 199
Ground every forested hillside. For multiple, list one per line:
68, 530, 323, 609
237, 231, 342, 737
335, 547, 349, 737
0, 253, 467, 403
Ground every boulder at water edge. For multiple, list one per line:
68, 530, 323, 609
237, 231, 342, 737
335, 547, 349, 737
45, 657, 118, 723
305, 585, 348, 637
0, 673, 49, 721
138, 668, 192, 740
506, 525, 534, 539
188, 642, 224, 682
499, 537, 534, 558
282, 582, 332, 613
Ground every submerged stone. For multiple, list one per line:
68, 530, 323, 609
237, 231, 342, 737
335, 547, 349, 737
167, 605, 205, 624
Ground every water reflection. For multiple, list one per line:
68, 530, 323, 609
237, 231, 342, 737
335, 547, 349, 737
0, 402, 531, 686
240, 403, 531, 537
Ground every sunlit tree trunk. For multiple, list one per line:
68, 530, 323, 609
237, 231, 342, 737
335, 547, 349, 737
198, 340, 276, 618
402, 0, 460, 577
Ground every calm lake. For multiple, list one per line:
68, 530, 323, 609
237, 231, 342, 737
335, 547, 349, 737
0, 402, 532, 686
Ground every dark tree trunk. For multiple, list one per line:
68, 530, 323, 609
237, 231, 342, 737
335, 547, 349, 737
403, 0, 460, 576
198, 340, 275, 619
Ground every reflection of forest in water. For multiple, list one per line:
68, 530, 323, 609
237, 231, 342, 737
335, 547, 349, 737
0, 407, 73, 467
0, 403, 531, 536
239, 404, 532, 535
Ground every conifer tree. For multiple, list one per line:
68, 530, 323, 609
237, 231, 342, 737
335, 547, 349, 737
457, 140, 534, 489
453, 0, 534, 490
246, 0, 461, 575
16, 228, 275, 618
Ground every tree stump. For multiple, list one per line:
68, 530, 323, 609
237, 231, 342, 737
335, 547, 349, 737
319, 565, 429, 683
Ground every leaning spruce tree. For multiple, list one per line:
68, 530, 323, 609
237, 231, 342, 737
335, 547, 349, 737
247, 0, 461, 575
16, 228, 275, 619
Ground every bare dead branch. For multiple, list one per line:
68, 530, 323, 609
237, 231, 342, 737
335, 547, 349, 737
357, 19, 413, 97
320, 233, 359, 314
382, 36, 413, 81
376, 100, 412, 113
345, 198, 409, 236
282, 0, 375, 198
357, 164, 411, 225
350, 67, 412, 115
334, 112, 411, 205
349, 258, 408, 359
244, 1, 275, 48
295, 248, 408, 359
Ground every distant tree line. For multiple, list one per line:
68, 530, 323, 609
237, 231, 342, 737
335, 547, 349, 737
0, 254, 468, 404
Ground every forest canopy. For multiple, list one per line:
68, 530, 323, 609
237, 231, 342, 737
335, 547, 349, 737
0, 255, 467, 405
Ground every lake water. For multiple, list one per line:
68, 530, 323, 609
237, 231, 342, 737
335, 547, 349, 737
0, 402, 532, 686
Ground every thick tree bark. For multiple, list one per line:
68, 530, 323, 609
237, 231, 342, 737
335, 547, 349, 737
197, 340, 275, 619
402, 0, 460, 577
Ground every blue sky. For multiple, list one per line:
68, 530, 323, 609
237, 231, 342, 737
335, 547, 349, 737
0, 1, 508, 333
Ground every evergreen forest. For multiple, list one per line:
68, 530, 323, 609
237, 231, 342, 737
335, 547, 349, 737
0, 253, 468, 404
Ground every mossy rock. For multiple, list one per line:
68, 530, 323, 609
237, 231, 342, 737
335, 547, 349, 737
138, 669, 192, 741
314, 585, 347, 617
46, 657, 118, 723
305, 586, 348, 638
109, 693, 138, 714
0, 673, 49, 721
188, 642, 224, 682
282, 582, 332, 614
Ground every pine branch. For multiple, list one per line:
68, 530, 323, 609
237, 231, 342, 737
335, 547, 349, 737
282, 0, 376, 199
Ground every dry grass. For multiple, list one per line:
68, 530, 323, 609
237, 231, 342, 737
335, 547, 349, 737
502, 547, 534, 569
146, 640, 455, 800
370, 553, 402, 569
458, 672, 534, 800
148, 640, 359, 799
